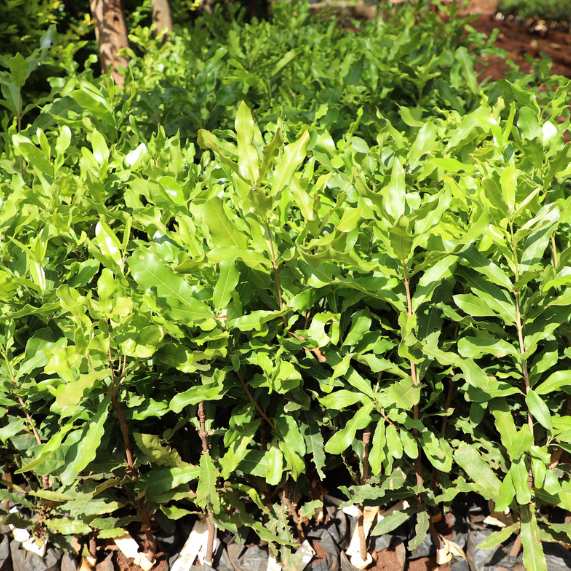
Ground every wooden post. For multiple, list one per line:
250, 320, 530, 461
89, 0, 129, 87
152, 0, 174, 37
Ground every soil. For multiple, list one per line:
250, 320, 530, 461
463, 0, 571, 79
371, 543, 407, 571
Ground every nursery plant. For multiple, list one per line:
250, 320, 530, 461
0, 1, 570, 569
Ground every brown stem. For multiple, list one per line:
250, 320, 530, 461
108, 355, 136, 476
282, 487, 304, 539
108, 348, 156, 557
362, 430, 371, 484
236, 371, 274, 428
357, 512, 367, 561
402, 260, 424, 491
3, 349, 50, 490
288, 331, 327, 363
509, 533, 522, 558
198, 402, 215, 563
357, 430, 372, 562
197, 402, 209, 455
514, 290, 534, 435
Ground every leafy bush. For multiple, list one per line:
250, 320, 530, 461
0, 2, 570, 569
499, 0, 571, 22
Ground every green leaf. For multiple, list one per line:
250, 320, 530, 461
47, 518, 91, 536
535, 371, 571, 395
87, 129, 109, 165
454, 294, 498, 318
60, 403, 109, 485
201, 198, 248, 250
213, 260, 240, 310
520, 505, 547, 571
369, 421, 386, 475
454, 444, 502, 501
272, 130, 309, 195
477, 523, 519, 550
458, 332, 517, 359
492, 402, 533, 461
510, 459, 532, 505
129, 247, 213, 323
320, 390, 362, 410
235, 101, 260, 182
525, 390, 552, 431
265, 445, 283, 486
500, 162, 517, 213
169, 382, 224, 413
386, 377, 420, 410
0, 418, 26, 443
412, 255, 457, 308
134, 433, 184, 467
344, 311, 371, 346
386, 424, 403, 460
324, 403, 373, 454
420, 431, 452, 473
196, 454, 220, 513
383, 157, 406, 221
305, 425, 326, 480
372, 509, 412, 536
95, 221, 124, 270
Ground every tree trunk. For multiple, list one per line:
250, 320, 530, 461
152, 0, 173, 37
89, 0, 129, 87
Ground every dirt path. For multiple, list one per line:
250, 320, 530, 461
463, 0, 571, 78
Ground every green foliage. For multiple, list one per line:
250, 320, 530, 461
0, 0, 63, 56
499, 0, 571, 21
0, 1, 570, 568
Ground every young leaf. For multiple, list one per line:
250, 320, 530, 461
95, 221, 124, 271
382, 157, 406, 221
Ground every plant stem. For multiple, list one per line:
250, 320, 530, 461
2, 349, 49, 489
550, 235, 558, 269
109, 352, 136, 476
402, 260, 423, 491
198, 402, 215, 564
236, 370, 274, 428
108, 348, 156, 556
358, 430, 372, 561
362, 430, 371, 484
